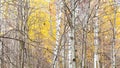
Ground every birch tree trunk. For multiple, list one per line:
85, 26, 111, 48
111, 1, 116, 68
94, 0, 100, 68
0, 0, 5, 68
68, 0, 76, 68
81, 0, 89, 68
53, 0, 62, 68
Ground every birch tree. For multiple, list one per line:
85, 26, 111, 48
94, 0, 100, 68
111, 0, 117, 68
53, 0, 63, 68
0, 0, 5, 68
81, 0, 90, 68
68, 0, 76, 68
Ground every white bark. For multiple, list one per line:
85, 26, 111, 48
111, 1, 116, 68
61, 34, 65, 68
81, 0, 89, 68
68, 0, 76, 68
94, 0, 100, 68
0, 0, 5, 68
53, 0, 62, 68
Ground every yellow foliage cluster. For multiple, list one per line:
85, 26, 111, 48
28, 0, 56, 63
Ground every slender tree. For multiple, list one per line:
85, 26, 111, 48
111, 0, 117, 68
53, 0, 63, 68
68, 0, 76, 68
94, 0, 100, 68
0, 0, 5, 67
81, 0, 90, 68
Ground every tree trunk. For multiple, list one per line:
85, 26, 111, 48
111, 1, 116, 68
81, 0, 89, 68
68, 0, 76, 68
94, 0, 100, 68
53, 0, 62, 68
0, 0, 5, 67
